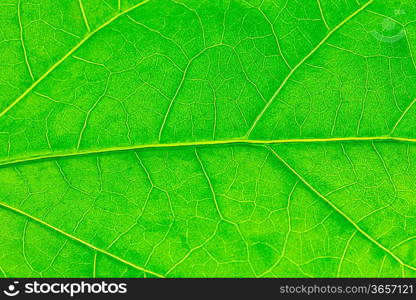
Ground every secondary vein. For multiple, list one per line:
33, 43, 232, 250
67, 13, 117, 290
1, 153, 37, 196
245, 0, 374, 137
0, 201, 165, 278
17, 0, 34, 81
0, 0, 151, 121
266, 146, 416, 272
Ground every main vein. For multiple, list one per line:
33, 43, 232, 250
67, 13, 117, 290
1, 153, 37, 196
0, 0, 151, 120
0, 136, 415, 168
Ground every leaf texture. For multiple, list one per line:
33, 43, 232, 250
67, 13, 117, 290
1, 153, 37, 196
0, 0, 416, 278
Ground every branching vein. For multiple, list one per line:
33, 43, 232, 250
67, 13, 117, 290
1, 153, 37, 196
0, 201, 165, 278
245, 0, 374, 137
266, 146, 416, 272
0, 0, 151, 121
17, 0, 34, 81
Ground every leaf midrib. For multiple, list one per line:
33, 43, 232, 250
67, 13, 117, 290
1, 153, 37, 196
1, 0, 414, 277
2, 138, 415, 278
0, 136, 415, 168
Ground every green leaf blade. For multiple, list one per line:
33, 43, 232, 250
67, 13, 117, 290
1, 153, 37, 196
0, 0, 415, 278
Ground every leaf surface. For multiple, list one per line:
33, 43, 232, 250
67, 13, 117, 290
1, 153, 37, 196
0, 0, 416, 277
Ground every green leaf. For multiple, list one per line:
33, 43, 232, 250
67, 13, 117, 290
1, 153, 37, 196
0, 0, 415, 278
